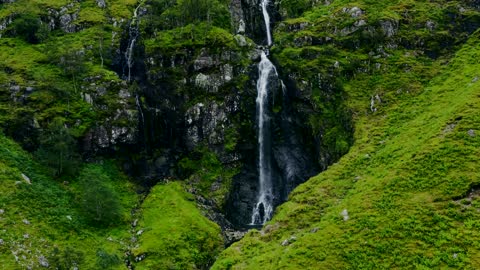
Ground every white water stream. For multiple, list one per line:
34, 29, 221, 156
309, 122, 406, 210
250, 0, 277, 225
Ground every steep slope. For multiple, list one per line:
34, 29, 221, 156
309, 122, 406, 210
0, 133, 138, 269
212, 30, 480, 269
0, 132, 224, 269
132, 182, 223, 269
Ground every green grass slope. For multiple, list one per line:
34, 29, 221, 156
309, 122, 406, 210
0, 133, 138, 269
132, 182, 223, 270
212, 30, 480, 270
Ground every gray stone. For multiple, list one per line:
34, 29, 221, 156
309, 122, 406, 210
194, 56, 214, 71
195, 73, 218, 92
0, 239, 3, 245
426, 20, 436, 31
185, 102, 227, 149
38, 256, 49, 268
82, 93, 93, 105
341, 209, 349, 221
22, 219, 30, 225
0, 209, 4, 214
443, 123, 456, 134
135, 254, 146, 262
370, 96, 377, 112
0, 16, 13, 32
344, 6, 364, 18
234, 35, 248, 47
294, 36, 313, 47
237, 19, 245, 34
468, 129, 476, 137
21, 174, 31, 184
355, 19, 367, 27
96, 0, 106, 8
380, 20, 398, 37
224, 229, 246, 245
60, 14, 76, 33
281, 236, 297, 246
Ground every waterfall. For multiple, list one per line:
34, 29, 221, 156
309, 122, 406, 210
250, 0, 277, 225
251, 52, 276, 225
125, 3, 142, 81
136, 94, 145, 128
261, 0, 272, 46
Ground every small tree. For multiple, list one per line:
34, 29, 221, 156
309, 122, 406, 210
49, 247, 85, 270
35, 118, 80, 177
78, 165, 122, 227
96, 249, 122, 269
8, 14, 41, 43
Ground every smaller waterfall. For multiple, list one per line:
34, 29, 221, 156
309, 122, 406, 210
251, 51, 277, 225
260, 0, 272, 46
125, 4, 142, 81
136, 94, 145, 128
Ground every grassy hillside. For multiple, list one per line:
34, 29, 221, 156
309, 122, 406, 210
0, 131, 224, 269
0, 133, 138, 269
132, 182, 223, 270
212, 29, 480, 269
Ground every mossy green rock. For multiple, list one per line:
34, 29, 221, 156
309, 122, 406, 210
133, 182, 223, 269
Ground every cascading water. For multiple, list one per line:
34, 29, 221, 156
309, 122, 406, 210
125, 3, 142, 82
250, 0, 277, 225
261, 0, 272, 46
136, 94, 145, 130
251, 51, 276, 224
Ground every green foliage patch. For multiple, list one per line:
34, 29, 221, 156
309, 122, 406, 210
0, 133, 138, 269
133, 181, 223, 269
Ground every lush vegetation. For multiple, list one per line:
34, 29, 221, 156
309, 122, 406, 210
2, 0, 480, 268
1, 0, 240, 268
213, 17, 480, 270
0, 133, 137, 269
132, 182, 223, 269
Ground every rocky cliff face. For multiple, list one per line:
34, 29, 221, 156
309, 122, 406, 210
120, 0, 352, 227
0, 0, 351, 230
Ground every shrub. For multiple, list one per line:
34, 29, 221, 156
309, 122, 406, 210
7, 14, 48, 44
35, 118, 80, 177
96, 249, 122, 269
49, 247, 85, 270
78, 165, 122, 227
